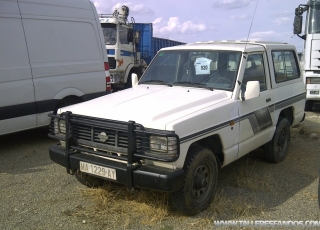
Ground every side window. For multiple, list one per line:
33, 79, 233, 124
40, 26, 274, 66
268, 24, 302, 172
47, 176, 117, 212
272, 50, 300, 83
242, 53, 266, 91
119, 26, 128, 44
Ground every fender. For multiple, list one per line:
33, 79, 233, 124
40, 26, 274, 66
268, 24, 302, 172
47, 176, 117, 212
53, 88, 84, 100
124, 63, 134, 83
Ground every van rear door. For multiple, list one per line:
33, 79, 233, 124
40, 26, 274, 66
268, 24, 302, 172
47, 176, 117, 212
18, 0, 108, 127
0, 0, 36, 135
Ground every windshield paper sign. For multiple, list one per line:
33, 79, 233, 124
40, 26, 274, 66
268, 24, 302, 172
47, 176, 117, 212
194, 57, 212, 75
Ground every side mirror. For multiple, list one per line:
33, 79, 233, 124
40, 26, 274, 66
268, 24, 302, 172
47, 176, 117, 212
131, 73, 138, 87
127, 28, 133, 43
241, 81, 260, 101
134, 31, 140, 44
294, 15, 303, 34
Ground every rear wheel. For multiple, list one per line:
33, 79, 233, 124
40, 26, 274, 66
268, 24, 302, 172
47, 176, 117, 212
170, 146, 218, 215
264, 117, 290, 163
305, 100, 313, 111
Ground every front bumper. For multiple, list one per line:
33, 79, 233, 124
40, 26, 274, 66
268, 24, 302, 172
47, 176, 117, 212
49, 145, 184, 192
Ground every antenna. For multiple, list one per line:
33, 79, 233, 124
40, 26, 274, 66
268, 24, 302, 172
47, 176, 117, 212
244, 0, 260, 53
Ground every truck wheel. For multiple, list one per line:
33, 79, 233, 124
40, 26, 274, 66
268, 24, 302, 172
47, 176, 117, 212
170, 146, 218, 215
305, 101, 313, 111
264, 117, 290, 163
75, 170, 104, 188
124, 70, 142, 89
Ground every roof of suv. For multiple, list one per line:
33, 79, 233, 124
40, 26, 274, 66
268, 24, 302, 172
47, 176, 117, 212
161, 40, 296, 53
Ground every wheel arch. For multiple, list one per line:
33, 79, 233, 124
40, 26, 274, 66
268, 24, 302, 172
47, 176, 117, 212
54, 95, 84, 113
125, 66, 143, 83
278, 106, 294, 125
53, 88, 84, 100
187, 134, 224, 167
123, 63, 135, 83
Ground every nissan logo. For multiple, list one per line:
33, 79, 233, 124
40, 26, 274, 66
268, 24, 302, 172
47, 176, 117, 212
98, 132, 108, 142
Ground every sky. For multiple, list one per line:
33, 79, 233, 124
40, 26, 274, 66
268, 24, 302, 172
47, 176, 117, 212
92, 0, 306, 52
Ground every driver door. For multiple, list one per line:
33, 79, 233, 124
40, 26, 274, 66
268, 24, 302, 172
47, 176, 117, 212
238, 52, 274, 158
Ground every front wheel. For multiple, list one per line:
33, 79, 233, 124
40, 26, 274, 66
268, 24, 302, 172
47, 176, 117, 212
264, 117, 290, 163
170, 146, 218, 215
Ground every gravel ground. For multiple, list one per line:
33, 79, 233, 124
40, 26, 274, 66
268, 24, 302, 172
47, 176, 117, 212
0, 127, 94, 229
0, 104, 319, 230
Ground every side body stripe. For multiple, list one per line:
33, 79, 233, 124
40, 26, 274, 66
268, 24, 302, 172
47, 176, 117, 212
179, 93, 305, 143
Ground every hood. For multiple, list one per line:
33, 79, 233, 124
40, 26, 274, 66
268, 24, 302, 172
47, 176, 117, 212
60, 85, 230, 130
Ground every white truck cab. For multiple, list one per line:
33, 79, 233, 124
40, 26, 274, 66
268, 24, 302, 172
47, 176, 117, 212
294, 0, 320, 110
99, 5, 184, 90
48, 41, 305, 215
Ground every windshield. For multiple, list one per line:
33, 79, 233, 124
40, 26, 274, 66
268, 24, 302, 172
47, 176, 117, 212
140, 50, 241, 91
101, 23, 116, 45
308, 4, 320, 34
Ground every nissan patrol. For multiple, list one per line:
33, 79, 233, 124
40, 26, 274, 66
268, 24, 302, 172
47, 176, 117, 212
48, 41, 305, 215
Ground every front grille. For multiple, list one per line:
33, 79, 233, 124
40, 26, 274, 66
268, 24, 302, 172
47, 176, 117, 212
72, 121, 136, 157
48, 112, 179, 164
108, 57, 116, 69
74, 124, 118, 146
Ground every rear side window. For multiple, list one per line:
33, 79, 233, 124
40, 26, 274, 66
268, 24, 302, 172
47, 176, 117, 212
242, 53, 267, 91
272, 51, 300, 83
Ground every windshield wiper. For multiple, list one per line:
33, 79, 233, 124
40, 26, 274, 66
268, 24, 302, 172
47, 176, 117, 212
172, 81, 214, 91
139, 80, 172, 86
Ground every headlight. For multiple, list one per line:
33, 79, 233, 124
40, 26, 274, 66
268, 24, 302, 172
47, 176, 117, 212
306, 77, 320, 84
150, 136, 177, 155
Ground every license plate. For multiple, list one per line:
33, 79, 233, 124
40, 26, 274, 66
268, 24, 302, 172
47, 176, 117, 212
310, 91, 319, 95
80, 161, 116, 180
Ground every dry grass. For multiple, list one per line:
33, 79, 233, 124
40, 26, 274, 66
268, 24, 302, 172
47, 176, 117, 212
210, 188, 266, 219
234, 159, 275, 193
66, 182, 171, 229
64, 164, 271, 229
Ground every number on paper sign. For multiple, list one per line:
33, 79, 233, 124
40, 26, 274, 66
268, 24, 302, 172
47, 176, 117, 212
195, 57, 212, 75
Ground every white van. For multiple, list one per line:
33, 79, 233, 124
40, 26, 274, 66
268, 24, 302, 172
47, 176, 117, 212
0, 0, 111, 135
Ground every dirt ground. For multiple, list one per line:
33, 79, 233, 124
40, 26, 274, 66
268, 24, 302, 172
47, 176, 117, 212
0, 103, 319, 230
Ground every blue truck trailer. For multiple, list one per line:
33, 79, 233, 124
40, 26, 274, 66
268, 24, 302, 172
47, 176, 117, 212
135, 23, 185, 64
100, 5, 185, 89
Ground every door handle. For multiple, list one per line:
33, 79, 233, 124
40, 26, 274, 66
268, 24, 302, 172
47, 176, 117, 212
266, 98, 271, 102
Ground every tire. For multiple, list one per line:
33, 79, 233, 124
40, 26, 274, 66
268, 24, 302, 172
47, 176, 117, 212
264, 117, 290, 163
75, 170, 105, 188
124, 69, 142, 89
305, 100, 313, 111
170, 146, 218, 215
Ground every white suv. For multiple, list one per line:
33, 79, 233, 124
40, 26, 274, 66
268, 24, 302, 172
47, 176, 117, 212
48, 41, 306, 215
